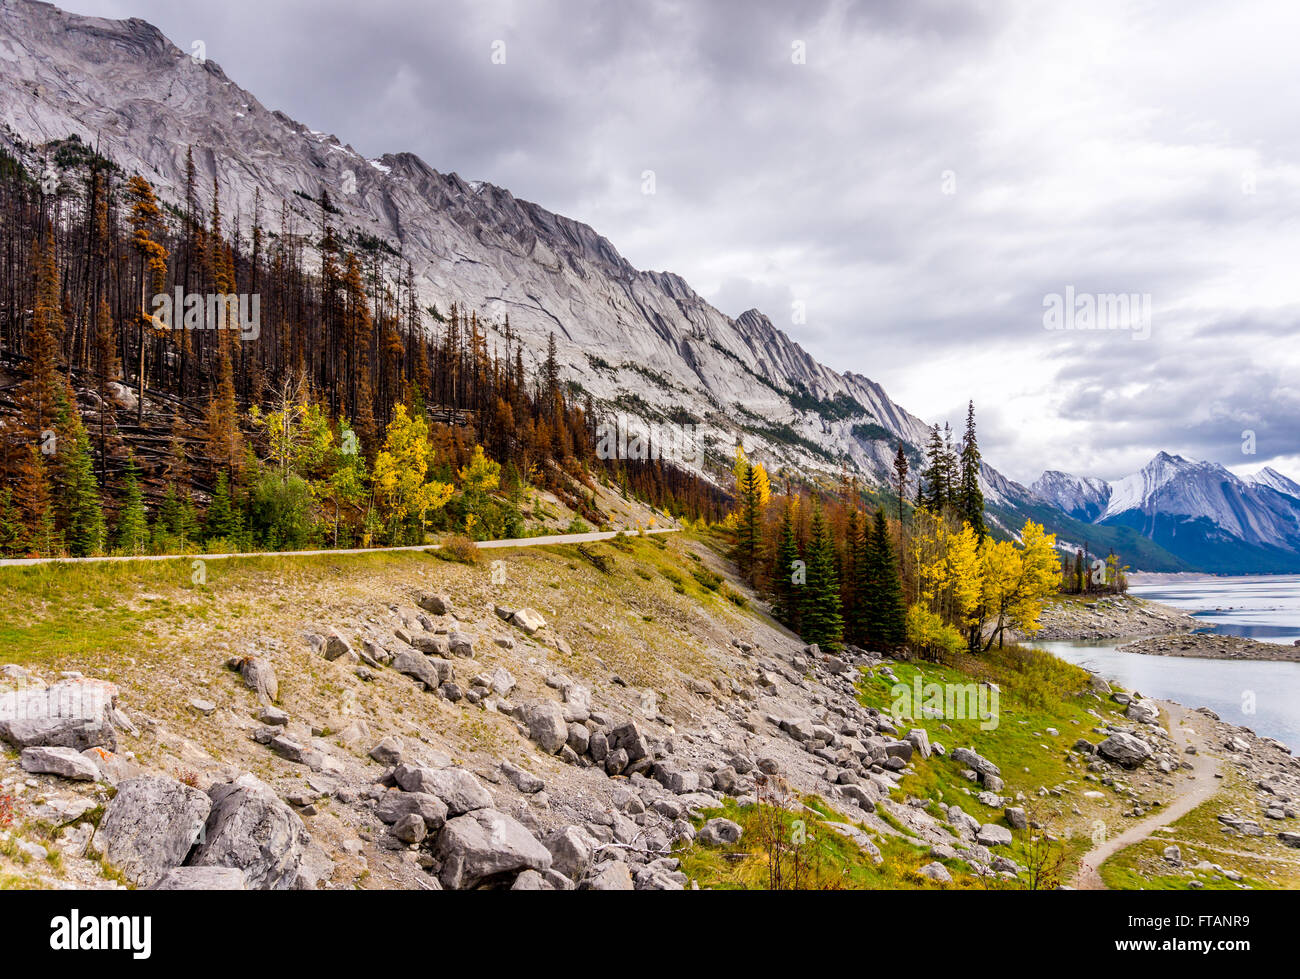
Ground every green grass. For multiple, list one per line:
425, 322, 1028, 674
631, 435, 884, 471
677, 795, 1080, 890
853, 646, 1137, 875
1098, 765, 1295, 890
0, 550, 447, 665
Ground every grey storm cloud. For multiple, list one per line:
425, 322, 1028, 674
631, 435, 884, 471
63, 0, 1300, 485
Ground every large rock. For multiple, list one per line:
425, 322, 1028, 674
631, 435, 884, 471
1097, 732, 1152, 768
543, 825, 595, 880
148, 867, 247, 890
698, 817, 743, 846
950, 746, 1000, 778
417, 592, 452, 615
525, 701, 568, 754
1126, 699, 1160, 725
393, 764, 492, 814
20, 745, 100, 781
320, 628, 353, 661
510, 608, 546, 635
189, 774, 325, 890
390, 650, 442, 689
581, 860, 634, 890
905, 728, 932, 759
91, 776, 212, 887
975, 823, 1014, 847
407, 633, 450, 656
437, 808, 553, 889
919, 861, 952, 883
238, 656, 278, 704
607, 720, 650, 762
375, 790, 448, 831
0, 678, 119, 751
500, 760, 544, 794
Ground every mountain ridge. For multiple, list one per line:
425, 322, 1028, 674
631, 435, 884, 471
1025, 452, 1300, 573
0, 0, 938, 487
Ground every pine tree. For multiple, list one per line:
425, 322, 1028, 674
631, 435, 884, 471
942, 422, 959, 510
865, 508, 907, 651
0, 489, 22, 557
892, 442, 909, 526
52, 388, 106, 557
204, 469, 239, 541
125, 175, 168, 423
843, 508, 870, 646
801, 502, 843, 651
734, 461, 764, 583
771, 495, 802, 630
115, 455, 150, 555
958, 400, 985, 538
920, 424, 947, 511
11, 446, 60, 556
19, 232, 64, 438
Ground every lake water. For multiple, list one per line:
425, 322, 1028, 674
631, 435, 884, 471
1031, 575, 1300, 751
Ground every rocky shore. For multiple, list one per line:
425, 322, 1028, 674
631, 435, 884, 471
1022, 594, 1200, 641
1121, 632, 1300, 663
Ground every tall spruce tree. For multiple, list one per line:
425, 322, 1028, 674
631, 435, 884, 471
734, 461, 764, 583
843, 509, 869, 645
771, 495, 801, 630
53, 387, 106, 557
865, 507, 907, 651
958, 400, 985, 538
801, 502, 843, 651
205, 469, 240, 542
115, 455, 149, 555
920, 424, 947, 511
892, 442, 909, 526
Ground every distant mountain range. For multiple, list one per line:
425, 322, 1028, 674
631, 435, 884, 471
1016, 453, 1300, 574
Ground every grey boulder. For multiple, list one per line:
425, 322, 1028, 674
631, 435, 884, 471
20, 745, 101, 781
437, 808, 553, 889
0, 678, 119, 751
190, 773, 328, 890
92, 775, 212, 887
393, 764, 492, 815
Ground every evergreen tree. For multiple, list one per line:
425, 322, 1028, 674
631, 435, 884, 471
0, 489, 22, 557
115, 454, 150, 555
843, 508, 870, 645
958, 400, 985, 538
801, 502, 843, 651
734, 461, 764, 583
892, 442, 909, 526
205, 469, 240, 542
920, 424, 947, 511
865, 508, 907, 651
770, 495, 802, 630
942, 422, 959, 510
52, 388, 106, 557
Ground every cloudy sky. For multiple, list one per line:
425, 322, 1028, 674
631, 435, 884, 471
68, 0, 1300, 485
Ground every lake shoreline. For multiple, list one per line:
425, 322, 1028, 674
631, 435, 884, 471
1121, 632, 1300, 663
1017, 594, 1199, 642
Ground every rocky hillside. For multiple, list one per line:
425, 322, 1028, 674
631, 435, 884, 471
3, 520, 1297, 890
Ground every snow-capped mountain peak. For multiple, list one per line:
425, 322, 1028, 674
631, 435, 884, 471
1030, 470, 1112, 521
1247, 466, 1300, 501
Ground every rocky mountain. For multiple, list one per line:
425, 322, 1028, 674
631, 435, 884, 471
1026, 452, 1300, 574
1029, 470, 1112, 522
0, 0, 933, 485
1247, 466, 1300, 501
